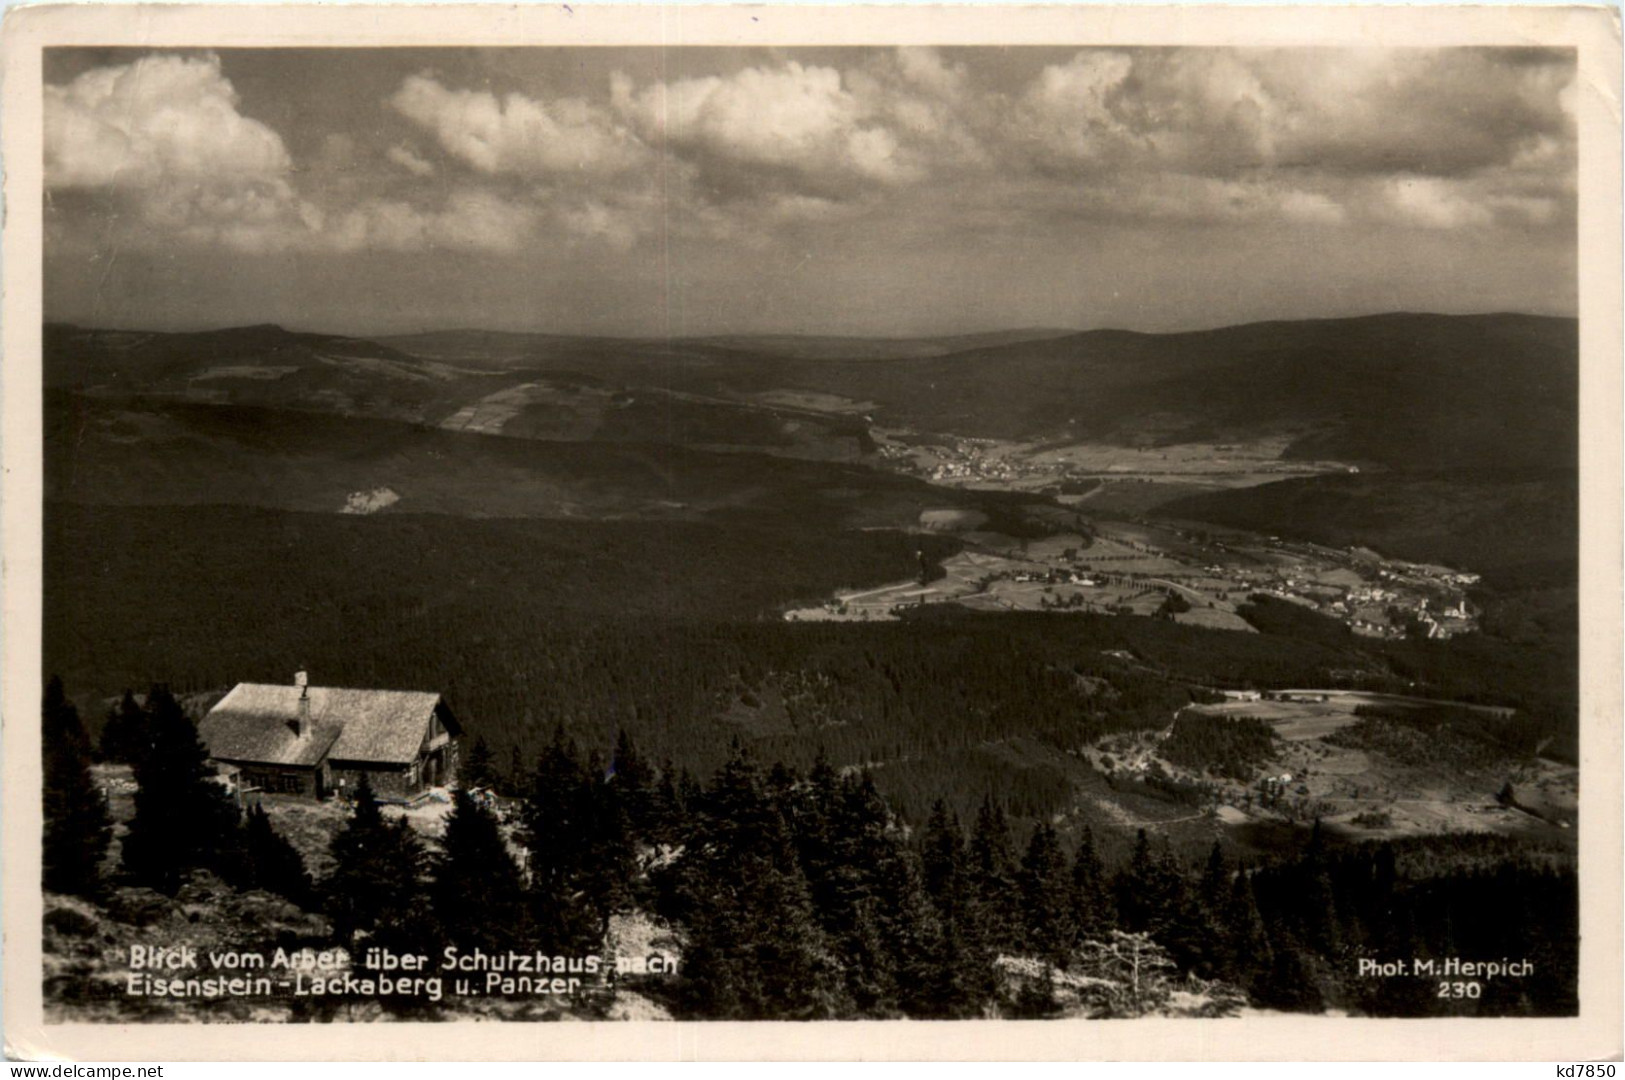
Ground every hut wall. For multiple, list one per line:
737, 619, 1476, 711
232, 762, 320, 798
330, 761, 418, 799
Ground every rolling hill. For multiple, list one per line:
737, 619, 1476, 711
1153, 468, 1578, 587
47, 313, 1577, 473
43, 390, 1057, 532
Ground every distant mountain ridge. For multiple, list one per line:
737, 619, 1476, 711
45, 311, 1577, 473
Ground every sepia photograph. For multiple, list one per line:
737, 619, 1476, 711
3, 3, 1620, 1062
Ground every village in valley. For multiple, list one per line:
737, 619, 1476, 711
870, 427, 1359, 494
786, 510, 1480, 643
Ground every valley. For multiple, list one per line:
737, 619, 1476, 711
41, 312, 1581, 863
788, 515, 1481, 643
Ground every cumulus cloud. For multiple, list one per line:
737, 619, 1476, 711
1016, 51, 1137, 168
43, 53, 326, 254
1025, 48, 1573, 180
1002, 47, 1574, 230
43, 47, 1576, 262
325, 188, 542, 254
41, 53, 563, 257
45, 53, 293, 189
1386, 176, 1496, 230
611, 60, 916, 190
390, 74, 645, 177
387, 143, 436, 177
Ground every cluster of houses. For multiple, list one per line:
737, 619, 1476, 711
1218, 690, 1330, 704
197, 671, 461, 802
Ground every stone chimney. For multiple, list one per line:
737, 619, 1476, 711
294, 671, 310, 738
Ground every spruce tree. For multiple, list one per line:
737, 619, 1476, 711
462, 736, 496, 791
1254, 925, 1325, 1012
611, 728, 657, 837
1149, 839, 1218, 977
871, 838, 947, 1018
579, 752, 636, 936
966, 795, 1020, 952
1297, 819, 1342, 954
434, 787, 525, 951
325, 772, 388, 941
325, 772, 435, 951
920, 799, 964, 913
521, 729, 601, 952
678, 797, 848, 1020
241, 803, 313, 908
98, 689, 148, 766
42, 677, 111, 897
1071, 826, 1113, 941
789, 754, 841, 922
367, 819, 442, 982
1018, 822, 1076, 968
1221, 867, 1273, 994
648, 757, 682, 847
121, 685, 240, 894
916, 800, 992, 1018
1199, 841, 1229, 911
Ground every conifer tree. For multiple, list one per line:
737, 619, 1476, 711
920, 799, 964, 913
1018, 822, 1076, 967
98, 689, 148, 766
462, 735, 496, 791
1149, 839, 1219, 977
1199, 841, 1229, 911
121, 685, 240, 894
915, 799, 992, 1018
967, 794, 1020, 951
42, 677, 111, 897
1194, 842, 1235, 976
367, 818, 442, 970
1221, 867, 1272, 993
1112, 829, 1158, 932
241, 803, 313, 908
649, 756, 682, 845
580, 752, 636, 935
610, 728, 656, 836
1297, 819, 1342, 954
1070, 826, 1113, 941
789, 754, 841, 916
325, 773, 434, 949
678, 795, 848, 1020
434, 787, 525, 950
522, 729, 601, 952
1012, 964, 1063, 1018
870, 838, 947, 1018
815, 772, 914, 1015
1254, 925, 1324, 1013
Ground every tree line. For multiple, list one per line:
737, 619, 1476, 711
45, 677, 1577, 1020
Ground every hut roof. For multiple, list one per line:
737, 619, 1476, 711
200, 684, 445, 767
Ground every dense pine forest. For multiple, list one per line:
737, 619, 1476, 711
43, 680, 1579, 1019
46, 503, 1576, 828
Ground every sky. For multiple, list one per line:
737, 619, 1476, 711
42, 46, 1578, 337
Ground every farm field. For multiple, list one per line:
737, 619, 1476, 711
787, 509, 1472, 643
872, 430, 1357, 494
1088, 694, 1581, 846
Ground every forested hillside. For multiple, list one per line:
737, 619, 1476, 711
44, 681, 1578, 1021
1155, 468, 1578, 588
48, 313, 1577, 469
47, 503, 1578, 830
